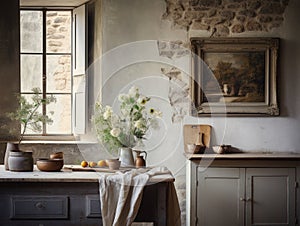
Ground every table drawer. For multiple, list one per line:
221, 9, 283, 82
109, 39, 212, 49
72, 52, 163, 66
11, 196, 68, 219
86, 195, 101, 218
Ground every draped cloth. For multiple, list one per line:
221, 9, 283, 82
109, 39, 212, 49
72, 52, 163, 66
98, 167, 181, 226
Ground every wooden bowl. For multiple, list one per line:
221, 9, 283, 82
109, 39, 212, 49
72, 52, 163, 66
50, 152, 63, 159
36, 158, 64, 172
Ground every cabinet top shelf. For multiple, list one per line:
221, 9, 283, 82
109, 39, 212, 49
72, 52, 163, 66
187, 152, 300, 160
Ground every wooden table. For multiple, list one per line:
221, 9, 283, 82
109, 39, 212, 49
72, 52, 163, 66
0, 165, 174, 226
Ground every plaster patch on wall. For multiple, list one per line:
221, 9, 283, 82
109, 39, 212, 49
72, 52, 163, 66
161, 67, 190, 123
157, 40, 190, 59
162, 0, 290, 36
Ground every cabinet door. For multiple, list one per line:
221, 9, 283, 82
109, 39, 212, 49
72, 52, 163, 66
197, 168, 245, 226
246, 168, 295, 226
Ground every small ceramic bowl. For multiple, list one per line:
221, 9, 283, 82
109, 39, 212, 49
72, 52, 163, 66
50, 152, 63, 159
106, 159, 121, 170
186, 144, 206, 154
36, 158, 64, 172
212, 145, 232, 154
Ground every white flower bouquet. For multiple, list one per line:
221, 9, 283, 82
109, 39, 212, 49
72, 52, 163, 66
92, 86, 162, 156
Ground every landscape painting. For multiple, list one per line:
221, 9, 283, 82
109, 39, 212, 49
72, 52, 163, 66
203, 51, 266, 103
191, 38, 279, 115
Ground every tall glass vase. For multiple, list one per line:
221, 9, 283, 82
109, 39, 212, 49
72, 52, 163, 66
119, 147, 134, 167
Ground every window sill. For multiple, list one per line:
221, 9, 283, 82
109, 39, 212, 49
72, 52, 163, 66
20, 135, 98, 145
20, 140, 97, 145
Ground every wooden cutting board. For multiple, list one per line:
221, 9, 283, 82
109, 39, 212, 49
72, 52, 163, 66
63, 165, 133, 173
183, 124, 212, 153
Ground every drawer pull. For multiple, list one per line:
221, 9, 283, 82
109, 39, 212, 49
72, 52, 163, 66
35, 202, 45, 209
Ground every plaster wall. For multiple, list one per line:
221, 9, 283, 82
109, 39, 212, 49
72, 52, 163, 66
100, 0, 300, 223
101, 0, 300, 156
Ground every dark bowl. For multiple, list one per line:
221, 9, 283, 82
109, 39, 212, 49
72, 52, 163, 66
36, 158, 64, 172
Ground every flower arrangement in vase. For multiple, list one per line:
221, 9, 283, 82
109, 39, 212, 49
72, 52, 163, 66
4, 88, 56, 171
92, 86, 162, 166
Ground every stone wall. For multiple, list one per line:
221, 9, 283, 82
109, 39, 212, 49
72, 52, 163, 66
162, 0, 290, 36
158, 2, 291, 222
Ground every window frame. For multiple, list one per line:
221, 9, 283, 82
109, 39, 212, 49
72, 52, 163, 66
20, 8, 74, 140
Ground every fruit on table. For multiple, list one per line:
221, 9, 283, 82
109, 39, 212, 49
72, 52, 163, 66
89, 161, 97, 167
98, 160, 107, 167
81, 161, 88, 167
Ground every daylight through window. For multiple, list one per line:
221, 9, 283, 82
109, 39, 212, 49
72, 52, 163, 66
20, 9, 72, 135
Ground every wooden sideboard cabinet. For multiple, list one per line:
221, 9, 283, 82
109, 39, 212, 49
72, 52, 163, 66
187, 153, 300, 226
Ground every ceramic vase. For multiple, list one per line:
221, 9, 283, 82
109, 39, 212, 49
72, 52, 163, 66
119, 147, 134, 167
8, 150, 33, 172
4, 142, 19, 170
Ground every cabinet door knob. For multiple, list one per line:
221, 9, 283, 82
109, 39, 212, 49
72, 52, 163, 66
35, 202, 45, 209
240, 197, 245, 201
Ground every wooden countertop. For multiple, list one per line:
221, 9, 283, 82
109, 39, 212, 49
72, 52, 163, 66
0, 165, 175, 183
187, 152, 300, 160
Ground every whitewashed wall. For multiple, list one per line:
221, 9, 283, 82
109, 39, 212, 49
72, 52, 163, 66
97, 0, 300, 224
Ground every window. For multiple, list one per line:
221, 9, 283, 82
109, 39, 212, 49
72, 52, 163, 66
20, 9, 72, 136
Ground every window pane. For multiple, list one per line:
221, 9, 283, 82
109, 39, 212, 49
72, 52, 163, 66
46, 11, 71, 53
21, 94, 43, 135
47, 55, 71, 93
20, 11, 43, 53
46, 94, 71, 134
21, 55, 43, 92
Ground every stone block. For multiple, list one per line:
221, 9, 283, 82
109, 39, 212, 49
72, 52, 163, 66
238, 9, 256, 18
207, 9, 217, 17
48, 40, 62, 47
231, 23, 244, 33
219, 10, 235, 20
258, 15, 273, 23
54, 17, 67, 23
247, 0, 261, 10
246, 20, 262, 31
236, 15, 246, 22
191, 20, 210, 30
215, 24, 230, 36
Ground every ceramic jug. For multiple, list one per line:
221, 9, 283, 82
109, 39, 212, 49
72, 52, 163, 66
134, 150, 147, 168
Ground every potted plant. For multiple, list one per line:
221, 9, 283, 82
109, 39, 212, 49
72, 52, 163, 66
92, 86, 162, 167
4, 88, 56, 171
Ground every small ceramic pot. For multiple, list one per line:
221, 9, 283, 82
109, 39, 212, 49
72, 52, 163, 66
8, 150, 33, 172
106, 159, 121, 170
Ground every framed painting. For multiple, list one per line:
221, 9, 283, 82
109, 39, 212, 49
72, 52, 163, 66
191, 38, 279, 116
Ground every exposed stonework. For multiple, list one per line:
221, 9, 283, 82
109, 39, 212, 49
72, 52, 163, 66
161, 67, 190, 123
157, 40, 190, 59
162, 0, 290, 35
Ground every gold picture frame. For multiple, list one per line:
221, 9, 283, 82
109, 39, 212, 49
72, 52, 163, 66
191, 37, 279, 116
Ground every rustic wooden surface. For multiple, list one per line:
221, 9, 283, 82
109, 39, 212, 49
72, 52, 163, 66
0, 165, 175, 183
183, 124, 211, 153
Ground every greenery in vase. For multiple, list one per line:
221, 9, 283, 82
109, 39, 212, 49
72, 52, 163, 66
92, 86, 162, 156
7, 88, 56, 144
